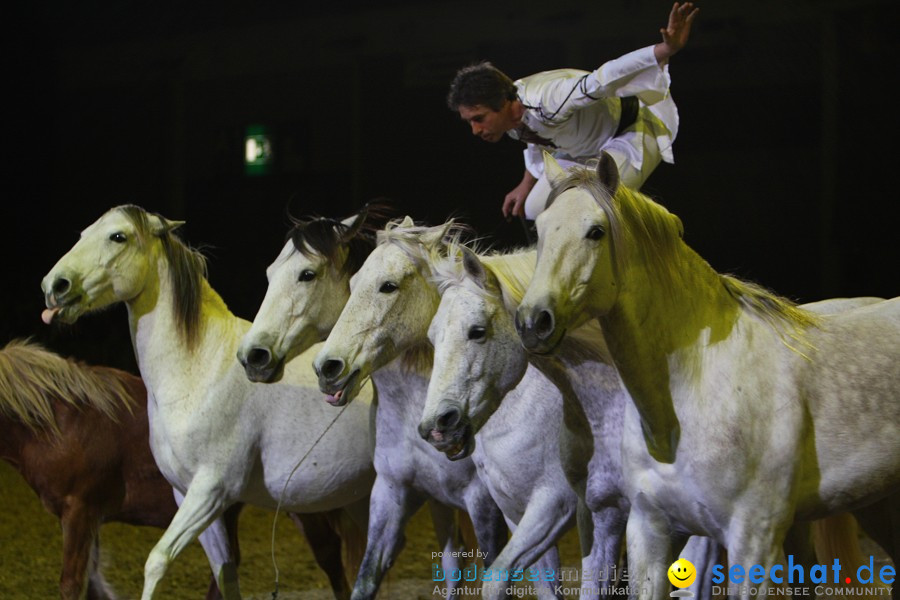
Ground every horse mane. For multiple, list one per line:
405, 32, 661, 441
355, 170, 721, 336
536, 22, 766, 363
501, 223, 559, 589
117, 205, 208, 348
376, 218, 470, 267
0, 339, 136, 437
375, 218, 470, 373
433, 246, 614, 364
721, 277, 820, 352
548, 165, 819, 338
287, 201, 394, 276
431, 240, 536, 316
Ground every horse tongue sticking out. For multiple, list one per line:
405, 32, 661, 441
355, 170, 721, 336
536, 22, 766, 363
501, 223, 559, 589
41, 307, 60, 324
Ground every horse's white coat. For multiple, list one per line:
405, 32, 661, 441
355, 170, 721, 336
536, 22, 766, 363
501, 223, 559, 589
42, 207, 376, 600
316, 226, 579, 600
237, 224, 507, 600
517, 155, 900, 600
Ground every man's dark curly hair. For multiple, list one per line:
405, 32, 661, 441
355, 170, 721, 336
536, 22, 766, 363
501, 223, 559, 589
446, 61, 518, 112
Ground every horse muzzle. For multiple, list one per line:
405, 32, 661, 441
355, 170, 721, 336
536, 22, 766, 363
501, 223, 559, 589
515, 304, 563, 354
418, 402, 474, 461
314, 360, 361, 407
237, 344, 285, 384
41, 273, 83, 325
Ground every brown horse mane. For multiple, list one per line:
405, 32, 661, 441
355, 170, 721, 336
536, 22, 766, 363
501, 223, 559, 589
0, 339, 136, 437
117, 205, 208, 348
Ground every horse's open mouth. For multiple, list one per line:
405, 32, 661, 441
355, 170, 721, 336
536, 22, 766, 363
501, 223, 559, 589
429, 424, 473, 461
41, 298, 83, 325
324, 370, 360, 407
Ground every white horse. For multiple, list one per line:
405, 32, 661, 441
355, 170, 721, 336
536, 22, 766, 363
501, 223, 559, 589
41, 205, 376, 600
313, 219, 588, 600
516, 152, 900, 600
418, 243, 892, 598
235, 210, 508, 600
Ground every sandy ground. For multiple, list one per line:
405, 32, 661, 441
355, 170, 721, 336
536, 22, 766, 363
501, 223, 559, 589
1, 460, 893, 599
0, 460, 584, 599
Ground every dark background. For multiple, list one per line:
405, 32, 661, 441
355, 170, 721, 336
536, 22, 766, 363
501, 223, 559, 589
3, 0, 897, 372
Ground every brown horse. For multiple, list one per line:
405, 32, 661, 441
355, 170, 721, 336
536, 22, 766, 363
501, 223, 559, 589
0, 339, 360, 600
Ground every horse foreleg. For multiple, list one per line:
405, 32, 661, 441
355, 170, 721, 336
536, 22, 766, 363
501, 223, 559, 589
625, 498, 673, 600
482, 489, 575, 600
289, 511, 352, 600
203, 502, 244, 600
725, 515, 789, 600
428, 500, 467, 600
142, 481, 236, 600
578, 504, 627, 600
351, 476, 425, 600
86, 535, 120, 600
59, 501, 103, 600
464, 484, 508, 569
678, 536, 721, 600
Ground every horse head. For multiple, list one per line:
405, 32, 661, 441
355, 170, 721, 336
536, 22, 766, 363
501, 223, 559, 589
516, 152, 622, 354
237, 203, 387, 383
41, 205, 188, 326
312, 218, 458, 406
418, 246, 529, 460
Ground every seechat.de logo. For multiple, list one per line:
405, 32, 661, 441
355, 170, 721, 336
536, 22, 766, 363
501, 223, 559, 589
668, 558, 696, 598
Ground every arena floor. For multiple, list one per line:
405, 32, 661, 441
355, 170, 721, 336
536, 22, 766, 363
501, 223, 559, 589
0, 460, 583, 599
2, 460, 893, 599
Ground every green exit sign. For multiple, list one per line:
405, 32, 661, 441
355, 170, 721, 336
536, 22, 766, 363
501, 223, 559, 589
245, 124, 273, 176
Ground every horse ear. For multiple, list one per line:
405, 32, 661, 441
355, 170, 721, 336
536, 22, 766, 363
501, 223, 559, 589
418, 221, 453, 250
397, 215, 415, 228
150, 214, 185, 236
460, 246, 487, 287
339, 207, 368, 241
542, 151, 568, 187
596, 151, 620, 193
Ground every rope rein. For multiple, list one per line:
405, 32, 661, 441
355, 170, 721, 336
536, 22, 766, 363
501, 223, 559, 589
270, 402, 350, 599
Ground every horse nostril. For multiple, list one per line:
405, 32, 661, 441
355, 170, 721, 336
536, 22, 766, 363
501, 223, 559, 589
535, 309, 555, 340
436, 406, 461, 431
246, 347, 271, 369
319, 359, 345, 381
52, 277, 71, 296
514, 310, 525, 335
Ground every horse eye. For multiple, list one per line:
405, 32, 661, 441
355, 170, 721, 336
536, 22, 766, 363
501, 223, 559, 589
109, 232, 127, 244
298, 270, 316, 282
379, 281, 398, 293
586, 226, 606, 241
468, 326, 487, 341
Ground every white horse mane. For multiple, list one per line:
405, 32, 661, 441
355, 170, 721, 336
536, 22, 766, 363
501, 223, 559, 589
432, 242, 614, 364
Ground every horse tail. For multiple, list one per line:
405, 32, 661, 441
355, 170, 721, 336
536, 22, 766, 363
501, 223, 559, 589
811, 513, 886, 590
330, 505, 366, 582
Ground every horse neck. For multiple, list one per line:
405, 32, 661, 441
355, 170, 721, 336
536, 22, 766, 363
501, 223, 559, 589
0, 417, 31, 464
481, 249, 535, 311
600, 242, 740, 464
371, 361, 430, 424
127, 259, 240, 391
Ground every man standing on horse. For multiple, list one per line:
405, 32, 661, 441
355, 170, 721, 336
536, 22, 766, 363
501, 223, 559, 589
447, 2, 699, 220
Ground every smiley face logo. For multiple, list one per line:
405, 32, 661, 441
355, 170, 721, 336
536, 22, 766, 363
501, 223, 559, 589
668, 558, 696, 588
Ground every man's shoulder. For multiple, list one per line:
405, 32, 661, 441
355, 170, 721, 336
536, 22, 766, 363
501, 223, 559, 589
517, 68, 591, 86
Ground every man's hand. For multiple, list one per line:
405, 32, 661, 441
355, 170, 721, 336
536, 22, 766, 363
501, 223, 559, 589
502, 173, 537, 219
654, 2, 700, 64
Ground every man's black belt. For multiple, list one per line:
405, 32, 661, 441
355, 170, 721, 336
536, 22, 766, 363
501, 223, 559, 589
614, 96, 639, 137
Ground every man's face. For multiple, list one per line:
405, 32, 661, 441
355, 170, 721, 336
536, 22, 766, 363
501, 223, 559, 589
458, 102, 516, 143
